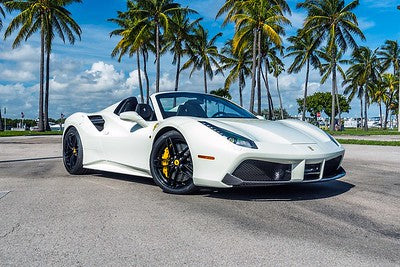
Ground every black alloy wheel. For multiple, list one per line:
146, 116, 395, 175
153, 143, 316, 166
150, 130, 197, 194
63, 127, 86, 175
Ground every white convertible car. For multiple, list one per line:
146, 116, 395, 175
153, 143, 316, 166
63, 92, 345, 194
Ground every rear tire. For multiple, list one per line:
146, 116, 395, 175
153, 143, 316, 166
63, 127, 87, 175
150, 130, 197, 194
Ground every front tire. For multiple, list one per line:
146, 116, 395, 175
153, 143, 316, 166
63, 127, 87, 175
150, 130, 197, 194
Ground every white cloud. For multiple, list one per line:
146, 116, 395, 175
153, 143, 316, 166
362, 0, 397, 8
288, 11, 307, 29
0, 44, 39, 62
0, 69, 36, 82
358, 17, 375, 30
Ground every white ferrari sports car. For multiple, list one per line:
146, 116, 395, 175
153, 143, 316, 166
63, 91, 345, 194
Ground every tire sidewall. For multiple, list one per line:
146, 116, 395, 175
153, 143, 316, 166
63, 127, 85, 174
150, 130, 197, 194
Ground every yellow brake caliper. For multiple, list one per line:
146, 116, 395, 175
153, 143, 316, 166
161, 146, 170, 178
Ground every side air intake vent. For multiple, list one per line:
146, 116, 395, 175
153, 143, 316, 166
88, 115, 105, 131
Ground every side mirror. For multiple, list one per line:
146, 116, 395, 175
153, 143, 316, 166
120, 111, 148, 128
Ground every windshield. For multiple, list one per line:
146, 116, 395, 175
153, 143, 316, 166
155, 92, 256, 119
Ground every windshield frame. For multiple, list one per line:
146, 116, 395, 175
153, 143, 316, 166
154, 92, 257, 120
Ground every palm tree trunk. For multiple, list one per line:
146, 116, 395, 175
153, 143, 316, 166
335, 87, 341, 129
142, 49, 150, 104
136, 50, 144, 103
249, 28, 257, 113
302, 58, 310, 121
44, 48, 51, 131
394, 66, 400, 132
360, 93, 363, 129
203, 63, 208, 94
379, 102, 383, 129
264, 61, 273, 120
155, 23, 160, 93
256, 30, 262, 115
239, 73, 243, 107
276, 75, 283, 120
261, 64, 273, 119
174, 54, 181, 92
364, 87, 368, 130
330, 55, 336, 131
384, 99, 390, 129
38, 20, 45, 132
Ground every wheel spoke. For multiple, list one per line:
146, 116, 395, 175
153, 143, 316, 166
167, 138, 177, 157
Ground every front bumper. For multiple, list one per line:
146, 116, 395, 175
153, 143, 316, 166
221, 156, 346, 187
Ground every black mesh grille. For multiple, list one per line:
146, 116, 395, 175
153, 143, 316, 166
304, 163, 321, 180
323, 156, 342, 178
232, 160, 291, 182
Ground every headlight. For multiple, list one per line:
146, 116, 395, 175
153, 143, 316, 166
200, 121, 258, 149
325, 132, 340, 147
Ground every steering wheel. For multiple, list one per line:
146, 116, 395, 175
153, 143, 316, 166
211, 111, 227, 118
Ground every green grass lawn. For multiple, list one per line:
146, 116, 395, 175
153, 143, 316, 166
0, 130, 63, 137
326, 128, 400, 136
336, 138, 400, 146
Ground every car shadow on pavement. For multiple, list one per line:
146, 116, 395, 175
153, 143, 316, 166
88, 171, 354, 201
203, 180, 355, 201
92, 171, 156, 186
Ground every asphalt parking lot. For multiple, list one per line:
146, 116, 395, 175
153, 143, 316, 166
0, 136, 399, 266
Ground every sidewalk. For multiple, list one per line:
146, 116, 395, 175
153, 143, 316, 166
334, 135, 400, 141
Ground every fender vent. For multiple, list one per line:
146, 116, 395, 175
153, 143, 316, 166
88, 115, 105, 131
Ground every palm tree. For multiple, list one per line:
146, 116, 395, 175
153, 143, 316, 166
210, 88, 232, 99
271, 57, 284, 119
4, 0, 82, 132
182, 25, 222, 94
217, 0, 290, 114
167, 10, 200, 92
345, 46, 381, 130
109, 3, 146, 103
317, 45, 347, 126
43, 2, 81, 131
381, 73, 398, 129
129, 0, 188, 93
379, 40, 400, 131
260, 40, 283, 118
298, 0, 365, 130
0, 2, 5, 31
369, 82, 385, 128
229, 0, 290, 114
286, 30, 321, 121
343, 69, 364, 127
220, 39, 252, 106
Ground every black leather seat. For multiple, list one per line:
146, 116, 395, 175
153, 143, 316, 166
176, 100, 207, 118
114, 97, 138, 115
135, 103, 154, 121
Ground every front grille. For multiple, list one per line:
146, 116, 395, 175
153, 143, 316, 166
323, 156, 342, 178
232, 160, 291, 182
304, 163, 321, 180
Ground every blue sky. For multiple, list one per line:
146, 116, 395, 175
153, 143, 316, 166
0, 0, 399, 119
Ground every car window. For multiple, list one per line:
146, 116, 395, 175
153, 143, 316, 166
156, 92, 256, 119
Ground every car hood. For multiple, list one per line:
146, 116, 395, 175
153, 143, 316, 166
203, 118, 331, 145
